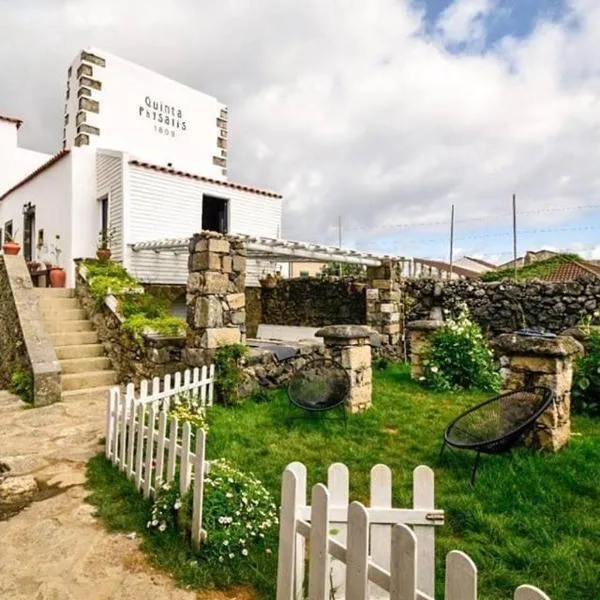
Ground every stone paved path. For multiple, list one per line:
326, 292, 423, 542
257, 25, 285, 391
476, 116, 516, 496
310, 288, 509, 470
0, 390, 201, 599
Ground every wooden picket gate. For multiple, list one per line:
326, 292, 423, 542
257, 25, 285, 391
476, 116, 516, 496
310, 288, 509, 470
105, 370, 211, 548
276, 462, 550, 600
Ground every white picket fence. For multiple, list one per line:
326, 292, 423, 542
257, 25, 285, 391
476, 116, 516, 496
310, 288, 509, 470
105, 369, 213, 548
277, 462, 550, 600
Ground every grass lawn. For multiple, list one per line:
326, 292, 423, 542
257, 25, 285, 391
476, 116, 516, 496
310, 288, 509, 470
87, 364, 600, 600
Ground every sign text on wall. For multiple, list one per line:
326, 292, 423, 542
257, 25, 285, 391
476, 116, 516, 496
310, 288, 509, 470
138, 96, 188, 137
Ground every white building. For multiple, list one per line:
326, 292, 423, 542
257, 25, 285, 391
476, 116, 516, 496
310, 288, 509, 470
0, 48, 282, 286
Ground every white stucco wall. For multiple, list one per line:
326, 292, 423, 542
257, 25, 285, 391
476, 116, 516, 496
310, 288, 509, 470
0, 152, 74, 281
125, 163, 282, 285
64, 48, 227, 178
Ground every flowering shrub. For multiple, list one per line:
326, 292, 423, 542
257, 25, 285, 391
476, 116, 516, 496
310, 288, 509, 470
168, 392, 209, 432
147, 459, 278, 564
422, 306, 501, 392
573, 329, 600, 415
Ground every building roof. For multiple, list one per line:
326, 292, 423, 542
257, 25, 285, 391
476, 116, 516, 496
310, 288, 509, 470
0, 149, 70, 202
129, 159, 283, 199
415, 257, 480, 279
0, 114, 23, 129
463, 256, 497, 269
541, 259, 600, 282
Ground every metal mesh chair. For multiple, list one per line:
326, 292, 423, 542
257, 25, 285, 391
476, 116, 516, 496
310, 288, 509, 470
287, 358, 350, 425
441, 386, 554, 483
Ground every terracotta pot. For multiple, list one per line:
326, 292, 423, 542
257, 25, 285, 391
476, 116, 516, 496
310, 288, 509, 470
49, 267, 66, 288
260, 277, 278, 288
2, 241, 20, 255
96, 248, 112, 261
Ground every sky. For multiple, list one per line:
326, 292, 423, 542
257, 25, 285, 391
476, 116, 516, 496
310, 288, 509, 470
1, 0, 600, 265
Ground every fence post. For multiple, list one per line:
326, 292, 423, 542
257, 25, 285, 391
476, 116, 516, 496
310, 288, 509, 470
180, 422, 192, 496
155, 409, 168, 485
390, 523, 417, 600
134, 403, 146, 491
277, 467, 300, 600
309, 484, 330, 600
126, 398, 136, 479
345, 502, 369, 600
445, 551, 477, 600
106, 388, 117, 460
143, 404, 157, 498
191, 428, 206, 550
370, 464, 392, 596
514, 585, 550, 600
120, 386, 132, 470
413, 465, 435, 597
166, 416, 178, 482
328, 462, 349, 598
111, 388, 121, 461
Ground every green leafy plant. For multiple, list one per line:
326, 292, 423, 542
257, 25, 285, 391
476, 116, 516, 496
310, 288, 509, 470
374, 356, 390, 371
148, 459, 278, 564
168, 392, 209, 432
421, 305, 501, 392
481, 254, 581, 282
98, 226, 116, 250
122, 313, 186, 340
214, 344, 249, 406
9, 369, 33, 403
573, 330, 600, 415
320, 262, 366, 278
120, 293, 169, 319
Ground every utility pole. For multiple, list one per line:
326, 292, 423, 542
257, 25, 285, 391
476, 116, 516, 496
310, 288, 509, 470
449, 204, 455, 278
338, 215, 342, 277
512, 193, 517, 279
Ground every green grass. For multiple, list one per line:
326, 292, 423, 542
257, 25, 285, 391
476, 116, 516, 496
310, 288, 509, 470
87, 364, 600, 600
480, 254, 582, 282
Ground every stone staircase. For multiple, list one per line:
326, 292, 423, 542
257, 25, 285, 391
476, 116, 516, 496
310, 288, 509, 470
37, 288, 117, 400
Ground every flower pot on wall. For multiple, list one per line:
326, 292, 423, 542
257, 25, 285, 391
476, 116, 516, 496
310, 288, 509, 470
96, 248, 112, 261
49, 267, 66, 288
2, 241, 20, 255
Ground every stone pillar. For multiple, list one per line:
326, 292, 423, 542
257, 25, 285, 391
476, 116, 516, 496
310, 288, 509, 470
185, 232, 247, 366
493, 333, 583, 451
406, 319, 444, 380
315, 325, 372, 413
366, 259, 402, 345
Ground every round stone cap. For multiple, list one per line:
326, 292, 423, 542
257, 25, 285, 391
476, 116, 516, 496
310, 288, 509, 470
315, 325, 372, 340
493, 333, 584, 357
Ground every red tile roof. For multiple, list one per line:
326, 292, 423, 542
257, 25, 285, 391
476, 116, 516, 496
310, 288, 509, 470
0, 114, 23, 129
129, 159, 283, 199
0, 150, 70, 202
541, 260, 600, 282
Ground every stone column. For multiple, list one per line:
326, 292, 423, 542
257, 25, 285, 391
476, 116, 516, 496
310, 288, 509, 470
315, 325, 372, 413
493, 333, 583, 451
185, 232, 247, 366
405, 319, 444, 380
366, 258, 402, 345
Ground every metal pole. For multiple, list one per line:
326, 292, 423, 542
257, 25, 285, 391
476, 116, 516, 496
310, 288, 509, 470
512, 193, 517, 279
449, 204, 455, 278
338, 216, 342, 277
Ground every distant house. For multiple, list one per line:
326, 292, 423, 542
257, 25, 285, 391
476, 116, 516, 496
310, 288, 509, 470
497, 250, 558, 271
454, 256, 496, 274
412, 257, 481, 280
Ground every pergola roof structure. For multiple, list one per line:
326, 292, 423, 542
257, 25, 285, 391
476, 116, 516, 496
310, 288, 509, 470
130, 233, 402, 267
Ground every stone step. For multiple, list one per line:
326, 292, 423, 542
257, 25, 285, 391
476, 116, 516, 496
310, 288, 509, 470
60, 356, 111, 374
61, 385, 113, 402
50, 331, 99, 346
41, 308, 86, 321
38, 298, 80, 311
36, 288, 75, 298
44, 320, 93, 334
55, 344, 104, 360
61, 370, 117, 391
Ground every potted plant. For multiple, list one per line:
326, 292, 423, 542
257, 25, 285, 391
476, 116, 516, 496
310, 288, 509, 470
26, 260, 41, 272
2, 230, 20, 255
259, 272, 280, 288
97, 226, 115, 261
48, 235, 66, 288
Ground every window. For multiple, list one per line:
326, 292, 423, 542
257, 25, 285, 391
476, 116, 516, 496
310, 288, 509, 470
4, 220, 13, 242
300, 271, 310, 278
202, 195, 228, 234
99, 194, 109, 232
23, 205, 35, 261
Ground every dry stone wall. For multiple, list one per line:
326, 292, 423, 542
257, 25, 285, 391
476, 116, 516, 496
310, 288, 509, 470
404, 277, 600, 336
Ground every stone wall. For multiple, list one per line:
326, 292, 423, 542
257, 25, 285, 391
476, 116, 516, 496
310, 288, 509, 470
404, 276, 600, 336
245, 287, 261, 339
76, 270, 185, 384
259, 278, 366, 327
0, 256, 61, 406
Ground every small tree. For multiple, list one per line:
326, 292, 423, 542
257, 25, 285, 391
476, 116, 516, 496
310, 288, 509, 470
320, 262, 366, 278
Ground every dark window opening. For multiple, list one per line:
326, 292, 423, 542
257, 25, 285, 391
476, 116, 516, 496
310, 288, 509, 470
4, 220, 13, 242
202, 196, 228, 234
100, 195, 109, 232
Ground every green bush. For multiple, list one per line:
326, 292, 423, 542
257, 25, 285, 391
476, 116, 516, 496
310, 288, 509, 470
121, 314, 186, 339
422, 306, 501, 392
573, 330, 600, 415
148, 459, 278, 563
9, 369, 33, 403
120, 293, 169, 319
214, 344, 249, 406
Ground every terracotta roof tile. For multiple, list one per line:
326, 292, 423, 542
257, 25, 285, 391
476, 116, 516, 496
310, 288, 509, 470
541, 260, 600, 282
0, 114, 23, 129
0, 150, 70, 202
129, 159, 282, 199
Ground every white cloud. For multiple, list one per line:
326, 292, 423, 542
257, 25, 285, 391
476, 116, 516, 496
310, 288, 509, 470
436, 0, 498, 45
1, 0, 600, 255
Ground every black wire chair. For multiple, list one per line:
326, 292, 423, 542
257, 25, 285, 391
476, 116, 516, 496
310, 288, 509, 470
441, 386, 555, 484
287, 358, 350, 426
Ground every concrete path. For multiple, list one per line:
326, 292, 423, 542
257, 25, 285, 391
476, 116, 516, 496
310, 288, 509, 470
0, 390, 199, 599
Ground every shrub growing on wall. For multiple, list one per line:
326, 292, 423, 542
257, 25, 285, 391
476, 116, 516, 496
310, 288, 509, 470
573, 330, 600, 415
422, 306, 501, 392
